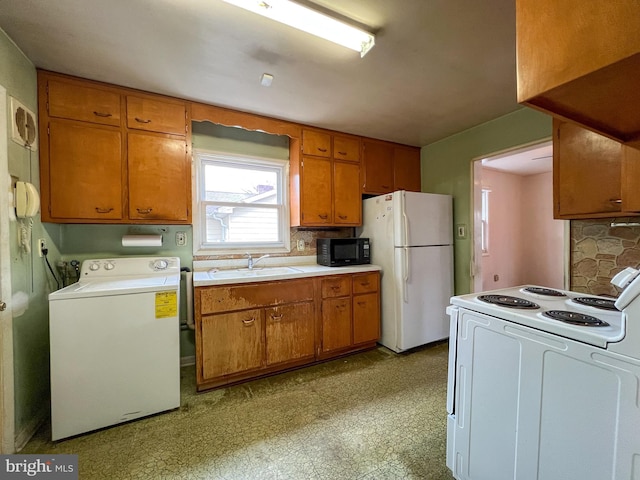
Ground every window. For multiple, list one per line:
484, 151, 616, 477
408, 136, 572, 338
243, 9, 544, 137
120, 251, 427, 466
481, 188, 490, 255
193, 150, 290, 254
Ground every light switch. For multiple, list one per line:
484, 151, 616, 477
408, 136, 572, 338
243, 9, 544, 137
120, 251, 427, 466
456, 224, 467, 239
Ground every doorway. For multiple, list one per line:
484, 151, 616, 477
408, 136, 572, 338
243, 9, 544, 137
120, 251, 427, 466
471, 139, 568, 293
0, 85, 16, 453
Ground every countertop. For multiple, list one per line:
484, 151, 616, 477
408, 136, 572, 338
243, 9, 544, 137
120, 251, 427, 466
193, 263, 381, 287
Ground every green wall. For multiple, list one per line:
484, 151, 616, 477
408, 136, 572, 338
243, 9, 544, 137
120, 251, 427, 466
1, 28, 60, 445
421, 107, 552, 295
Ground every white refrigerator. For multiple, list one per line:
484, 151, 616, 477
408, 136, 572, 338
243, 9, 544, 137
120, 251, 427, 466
358, 190, 454, 353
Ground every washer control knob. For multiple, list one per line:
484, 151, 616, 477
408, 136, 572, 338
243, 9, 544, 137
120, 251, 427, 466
89, 263, 100, 271
104, 262, 115, 271
153, 259, 169, 271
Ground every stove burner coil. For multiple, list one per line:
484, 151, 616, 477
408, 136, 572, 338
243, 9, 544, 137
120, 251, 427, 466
542, 310, 610, 326
523, 287, 566, 297
478, 295, 539, 309
572, 297, 618, 311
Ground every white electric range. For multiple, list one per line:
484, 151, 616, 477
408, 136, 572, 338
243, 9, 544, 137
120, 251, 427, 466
446, 271, 640, 480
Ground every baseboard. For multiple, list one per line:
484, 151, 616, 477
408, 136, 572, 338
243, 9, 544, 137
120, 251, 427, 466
180, 355, 195, 367
15, 404, 47, 452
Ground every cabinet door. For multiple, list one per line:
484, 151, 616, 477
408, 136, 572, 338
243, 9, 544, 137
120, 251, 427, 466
48, 120, 123, 220
126, 96, 186, 135
302, 129, 331, 157
333, 135, 360, 162
300, 156, 332, 225
200, 309, 264, 380
362, 140, 394, 194
393, 146, 421, 192
353, 293, 380, 345
554, 120, 623, 218
321, 297, 352, 352
265, 302, 315, 366
48, 79, 121, 126
333, 161, 361, 225
128, 132, 190, 222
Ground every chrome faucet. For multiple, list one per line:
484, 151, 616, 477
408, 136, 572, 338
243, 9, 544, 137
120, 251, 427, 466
246, 253, 270, 270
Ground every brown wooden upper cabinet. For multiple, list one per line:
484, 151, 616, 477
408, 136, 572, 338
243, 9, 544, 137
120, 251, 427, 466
553, 119, 640, 219
291, 128, 362, 227
38, 70, 191, 224
362, 139, 421, 195
516, 0, 640, 148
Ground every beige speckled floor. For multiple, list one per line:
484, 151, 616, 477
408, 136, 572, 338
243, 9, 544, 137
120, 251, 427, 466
23, 342, 455, 479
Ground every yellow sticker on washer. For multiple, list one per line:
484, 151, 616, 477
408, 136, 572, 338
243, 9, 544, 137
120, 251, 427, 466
155, 291, 178, 318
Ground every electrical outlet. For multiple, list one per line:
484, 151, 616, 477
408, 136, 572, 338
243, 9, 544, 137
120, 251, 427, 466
297, 239, 305, 251
38, 238, 46, 257
176, 231, 187, 246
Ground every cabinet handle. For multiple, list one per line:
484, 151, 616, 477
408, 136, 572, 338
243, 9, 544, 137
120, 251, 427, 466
135, 117, 152, 124
93, 111, 113, 118
610, 199, 623, 204
317, 148, 328, 152
242, 318, 256, 325
337, 151, 347, 156
357, 301, 366, 307
336, 304, 346, 311
381, 185, 390, 189
318, 214, 328, 219
359, 281, 370, 287
331, 285, 341, 290
338, 215, 347, 220
136, 208, 153, 214
95, 207, 114, 213
270, 314, 283, 321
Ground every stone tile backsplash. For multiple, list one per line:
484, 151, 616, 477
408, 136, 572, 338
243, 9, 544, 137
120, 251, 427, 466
571, 218, 640, 296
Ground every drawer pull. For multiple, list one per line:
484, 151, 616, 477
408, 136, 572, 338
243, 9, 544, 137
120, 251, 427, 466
610, 199, 623, 204
381, 185, 390, 189
338, 215, 347, 220
359, 281, 370, 287
357, 301, 366, 307
93, 111, 113, 118
135, 117, 152, 124
95, 207, 114, 214
242, 318, 256, 325
318, 214, 329, 220
271, 314, 283, 321
337, 151, 347, 156
331, 285, 341, 290
317, 148, 328, 152
136, 208, 153, 214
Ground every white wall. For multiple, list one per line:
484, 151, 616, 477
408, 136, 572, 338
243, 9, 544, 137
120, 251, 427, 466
521, 172, 564, 288
481, 168, 564, 290
481, 168, 525, 289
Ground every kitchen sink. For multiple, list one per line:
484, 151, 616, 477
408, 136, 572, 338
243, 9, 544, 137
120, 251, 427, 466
207, 266, 302, 279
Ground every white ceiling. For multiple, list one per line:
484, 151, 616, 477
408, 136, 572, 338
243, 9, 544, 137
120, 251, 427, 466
0, 0, 522, 147
481, 142, 553, 176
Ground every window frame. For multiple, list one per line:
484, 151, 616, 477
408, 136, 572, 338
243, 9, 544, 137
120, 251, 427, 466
481, 188, 490, 256
192, 149, 290, 255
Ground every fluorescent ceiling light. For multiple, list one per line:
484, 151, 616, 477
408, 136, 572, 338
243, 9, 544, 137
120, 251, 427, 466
223, 0, 375, 57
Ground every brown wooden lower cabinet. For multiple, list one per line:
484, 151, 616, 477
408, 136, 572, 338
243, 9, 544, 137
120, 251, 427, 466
194, 271, 381, 391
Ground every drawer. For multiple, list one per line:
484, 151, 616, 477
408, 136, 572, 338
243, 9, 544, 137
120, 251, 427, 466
198, 279, 314, 314
48, 79, 121, 126
302, 129, 331, 157
353, 272, 378, 294
333, 135, 360, 162
126, 96, 186, 135
321, 276, 351, 298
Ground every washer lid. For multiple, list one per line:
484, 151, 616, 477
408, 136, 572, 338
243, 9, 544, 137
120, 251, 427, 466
49, 275, 179, 300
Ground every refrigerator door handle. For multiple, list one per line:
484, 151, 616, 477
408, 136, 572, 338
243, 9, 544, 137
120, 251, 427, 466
402, 247, 409, 302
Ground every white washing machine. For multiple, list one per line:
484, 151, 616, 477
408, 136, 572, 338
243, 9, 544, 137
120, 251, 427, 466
48, 256, 181, 441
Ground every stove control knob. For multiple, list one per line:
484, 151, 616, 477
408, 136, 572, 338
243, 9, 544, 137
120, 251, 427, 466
89, 263, 100, 271
153, 259, 169, 271
104, 262, 115, 271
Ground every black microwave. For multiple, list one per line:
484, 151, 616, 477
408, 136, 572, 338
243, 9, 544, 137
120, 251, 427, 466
316, 238, 370, 267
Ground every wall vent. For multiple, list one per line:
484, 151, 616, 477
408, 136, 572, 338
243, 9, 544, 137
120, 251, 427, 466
10, 96, 38, 150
